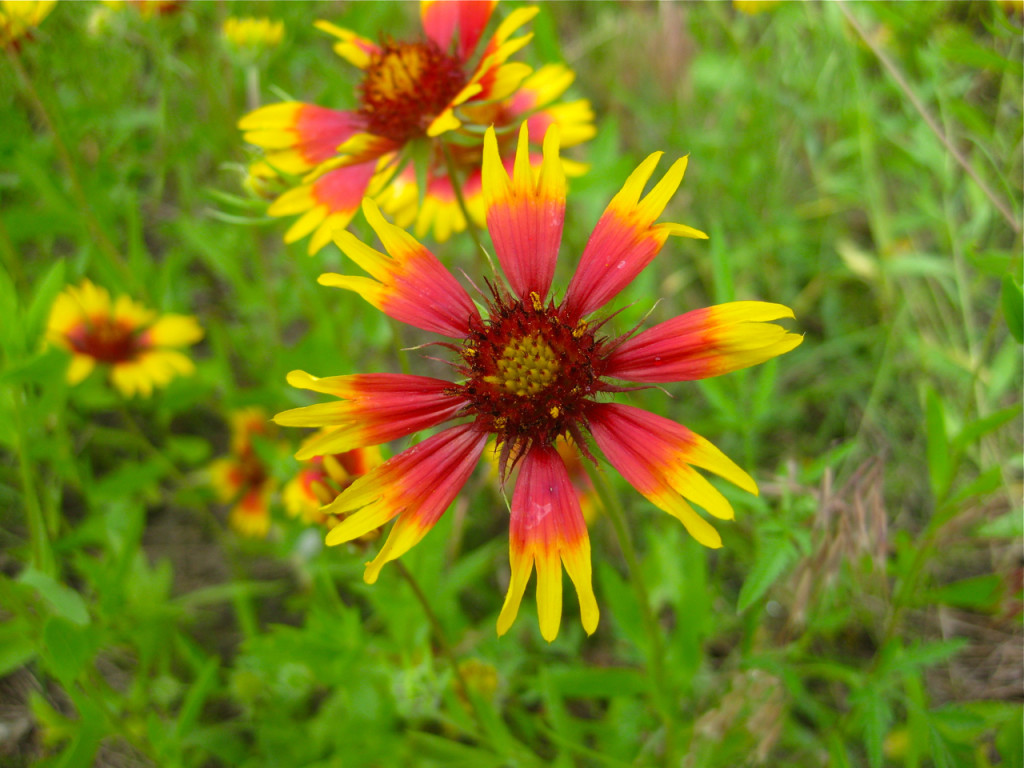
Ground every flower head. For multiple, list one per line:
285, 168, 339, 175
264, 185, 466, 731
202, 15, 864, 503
47, 279, 202, 398
239, 1, 593, 253
1, 0, 55, 49
222, 16, 284, 58
210, 408, 279, 539
100, 0, 183, 18
283, 439, 384, 533
277, 124, 802, 641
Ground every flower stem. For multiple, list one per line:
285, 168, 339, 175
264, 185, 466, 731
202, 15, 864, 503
440, 140, 492, 275
584, 461, 678, 765
394, 560, 482, 732
10, 386, 55, 575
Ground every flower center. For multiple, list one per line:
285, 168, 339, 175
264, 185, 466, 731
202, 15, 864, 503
456, 292, 604, 472
359, 39, 467, 144
484, 332, 559, 396
67, 317, 142, 364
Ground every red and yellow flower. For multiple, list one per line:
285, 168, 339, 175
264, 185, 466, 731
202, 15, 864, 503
47, 279, 202, 398
210, 408, 279, 539
1, 0, 55, 49
276, 124, 802, 641
239, 1, 593, 254
283, 440, 384, 532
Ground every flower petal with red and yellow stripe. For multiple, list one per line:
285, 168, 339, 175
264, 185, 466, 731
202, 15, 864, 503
324, 198, 480, 336
240, 103, 364, 175
267, 160, 380, 254
313, 20, 380, 68
376, 162, 486, 244
482, 123, 565, 302
564, 153, 708, 320
586, 403, 757, 549
426, 6, 537, 136
507, 64, 597, 148
496, 445, 598, 642
420, 0, 496, 62
324, 424, 488, 583
276, 371, 466, 459
605, 302, 803, 383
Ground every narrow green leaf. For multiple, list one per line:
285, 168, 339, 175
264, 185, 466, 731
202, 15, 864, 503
925, 388, 951, 501
928, 574, 1004, 611
0, 347, 68, 386
25, 260, 65, 344
19, 567, 90, 626
976, 509, 1024, 539
1002, 276, 1023, 344
0, 264, 22, 354
176, 657, 219, 738
737, 533, 797, 613
0, 619, 36, 676
952, 405, 1021, 455
862, 690, 891, 768
947, 466, 1003, 507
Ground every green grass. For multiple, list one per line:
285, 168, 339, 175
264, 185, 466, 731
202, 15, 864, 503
1, 2, 1021, 767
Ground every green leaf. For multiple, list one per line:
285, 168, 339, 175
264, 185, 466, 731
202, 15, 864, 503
947, 466, 1003, 507
43, 616, 94, 683
737, 533, 797, 612
952, 405, 1021, 455
928, 574, 1004, 612
25, 260, 66, 345
0, 618, 37, 676
0, 263, 22, 354
976, 509, 1024, 539
176, 657, 219, 738
861, 690, 892, 768
925, 388, 951, 501
1002, 276, 1023, 344
0, 347, 68, 387
18, 567, 90, 626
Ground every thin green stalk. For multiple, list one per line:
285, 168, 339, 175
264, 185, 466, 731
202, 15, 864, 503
388, 316, 411, 375
440, 140, 492, 274
11, 386, 55, 575
583, 460, 678, 766
394, 560, 483, 734
836, 0, 1021, 235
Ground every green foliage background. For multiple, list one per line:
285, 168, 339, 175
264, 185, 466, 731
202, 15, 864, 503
0, 2, 1020, 766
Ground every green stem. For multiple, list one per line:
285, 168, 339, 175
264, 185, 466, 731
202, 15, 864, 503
394, 560, 484, 735
583, 461, 678, 766
388, 316, 411, 375
11, 386, 55, 575
440, 140, 492, 274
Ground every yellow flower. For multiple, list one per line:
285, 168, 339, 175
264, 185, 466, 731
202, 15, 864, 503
222, 17, 284, 55
733, 0, 780, 15
0, 0, 56, 49
47, 279, 202, 398
210, 408, 279, 539
242, 160, 285, 201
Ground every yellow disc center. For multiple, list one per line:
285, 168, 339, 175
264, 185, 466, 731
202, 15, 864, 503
484, 332, 561, 397
366, 45, 426, 102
